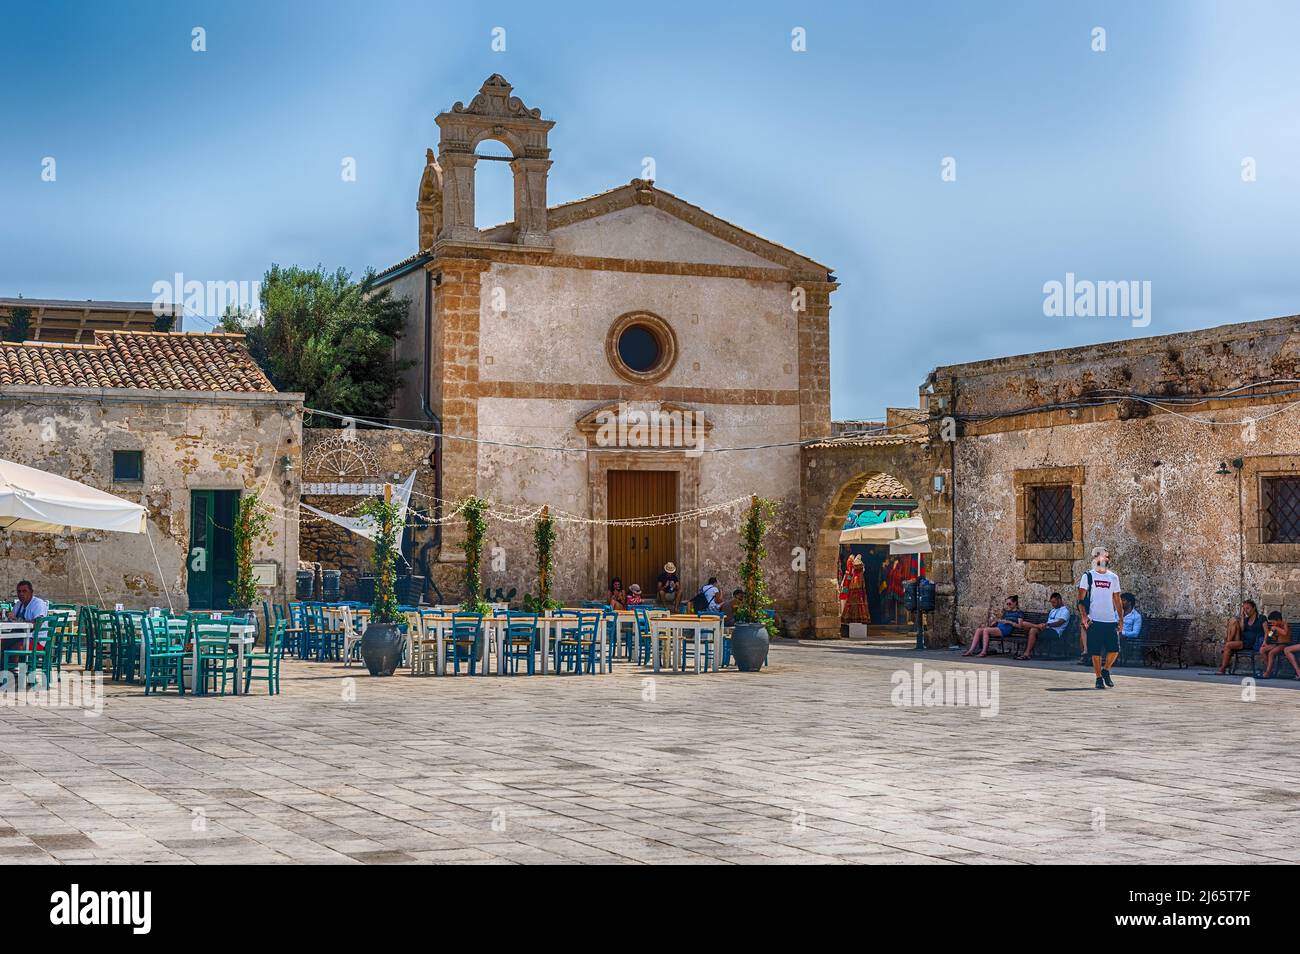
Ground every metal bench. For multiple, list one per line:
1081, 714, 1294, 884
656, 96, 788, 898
990, 610, 1077, 659
1117, 616, 1190, 668
1228, 618, 1300, 678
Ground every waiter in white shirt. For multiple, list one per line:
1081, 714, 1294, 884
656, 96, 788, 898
7, 580, 49, 622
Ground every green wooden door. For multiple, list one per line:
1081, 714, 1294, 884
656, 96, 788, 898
187, 490, 239, 609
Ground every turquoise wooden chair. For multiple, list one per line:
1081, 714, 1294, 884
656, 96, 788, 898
116, 610, 148, 682
243, 619, 284, 695
142, 614, 186, 695
50, 604, 80, 666
193, 618, 240, 695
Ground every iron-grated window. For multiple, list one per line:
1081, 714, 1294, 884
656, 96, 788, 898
1027, 485, 1074, 544
1262, 476, 1300, 544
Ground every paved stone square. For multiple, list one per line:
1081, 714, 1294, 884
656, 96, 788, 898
1, 641, 1297, 864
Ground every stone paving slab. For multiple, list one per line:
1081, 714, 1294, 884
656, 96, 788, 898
1, 641, 1297, 864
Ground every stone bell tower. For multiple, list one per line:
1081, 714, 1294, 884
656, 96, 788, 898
431, 74, 555, 247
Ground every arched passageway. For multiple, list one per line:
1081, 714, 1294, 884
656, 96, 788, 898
799, 434, 954, 641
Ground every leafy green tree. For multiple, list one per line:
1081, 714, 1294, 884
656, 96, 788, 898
3, 306, 34, 342
219, 265, 411, 421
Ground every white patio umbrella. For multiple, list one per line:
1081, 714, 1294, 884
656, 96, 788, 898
889, 532, 932, 555
839, 515, 926, 545
0, 457, 147, 535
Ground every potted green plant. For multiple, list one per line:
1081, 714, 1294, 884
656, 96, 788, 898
522, 506, 561, 613
732, 495, 779, 672
357, 487, 405, 676
229, 491, 272, 622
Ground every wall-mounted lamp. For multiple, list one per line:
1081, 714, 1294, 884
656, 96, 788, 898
279, 455, 294, 474
1215, 461, 1230, 476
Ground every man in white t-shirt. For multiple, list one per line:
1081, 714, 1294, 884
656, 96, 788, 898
1078, 546, 1124, 688
1017, 591, 1070, 660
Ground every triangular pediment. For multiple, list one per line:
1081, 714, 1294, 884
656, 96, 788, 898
543, 180, 832, 279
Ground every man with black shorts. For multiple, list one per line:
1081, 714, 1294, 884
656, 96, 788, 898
1078, 546, 1123, 689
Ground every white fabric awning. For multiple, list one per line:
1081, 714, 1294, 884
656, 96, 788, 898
889, 533, 932, 555
840, 515, 926, 545
301, 470, 415, 541
0, 457, 147, 534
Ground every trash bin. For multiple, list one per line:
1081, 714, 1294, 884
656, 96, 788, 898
322, 570, 341, 602
295, 570, 314, 600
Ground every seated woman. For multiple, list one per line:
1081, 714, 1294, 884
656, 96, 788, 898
1216, 599, 1266, 674
608, 577, 627, 611
1259, 612, 1291, 677
625, 583, 644, 606
964, 595, 1022, 658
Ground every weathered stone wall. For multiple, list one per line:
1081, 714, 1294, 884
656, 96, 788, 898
0, 387, 301, 610
942, 315, 1300, 664
299, 428, 440, 601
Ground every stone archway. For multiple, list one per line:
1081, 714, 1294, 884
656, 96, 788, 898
798, 434, 954, 641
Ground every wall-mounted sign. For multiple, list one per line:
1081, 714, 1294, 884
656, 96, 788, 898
302, 482, 388, 496
252, 562, 278, 587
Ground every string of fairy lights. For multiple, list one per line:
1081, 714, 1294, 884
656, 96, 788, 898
266, 479, 755, 531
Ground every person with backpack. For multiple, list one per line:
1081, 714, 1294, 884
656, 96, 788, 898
693, 577, 721, 614
1078, 546, 1124, 689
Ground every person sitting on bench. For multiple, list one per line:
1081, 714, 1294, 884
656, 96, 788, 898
1281, 629, 1300, 680
1259, 612, 1291, 677
1216, 599, 1265, 675
1016, 592, 1069, 660
1120, 593, 1143, 638
964, 595, 1023, 657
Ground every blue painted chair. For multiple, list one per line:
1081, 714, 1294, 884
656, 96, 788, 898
502, 612, 537, 675
448, 613, 483, 675
632, 607, 654, 666
554, 612, 602, 673
680, 613, 726, 670
310, 604, 345, 661
284, 602, 307, 658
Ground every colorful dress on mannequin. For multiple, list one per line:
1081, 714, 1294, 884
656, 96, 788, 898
842, 555, 870, 624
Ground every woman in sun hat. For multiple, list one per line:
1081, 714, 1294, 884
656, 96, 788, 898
625, 583, 643, 606
656, 562, 681, 610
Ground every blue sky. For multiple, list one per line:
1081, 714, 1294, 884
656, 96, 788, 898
3, 1, 1299, 416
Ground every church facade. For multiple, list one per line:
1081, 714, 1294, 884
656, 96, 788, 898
372, 76, 835, 617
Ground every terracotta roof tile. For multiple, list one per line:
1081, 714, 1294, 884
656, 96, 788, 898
859, 473, 913, 499
0, 331, 276, 393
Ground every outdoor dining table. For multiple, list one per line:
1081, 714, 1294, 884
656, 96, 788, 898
0, 620, 34, 658
189, 621, 257, 694
649, 614, 723, 674
417, 613, 608, 676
